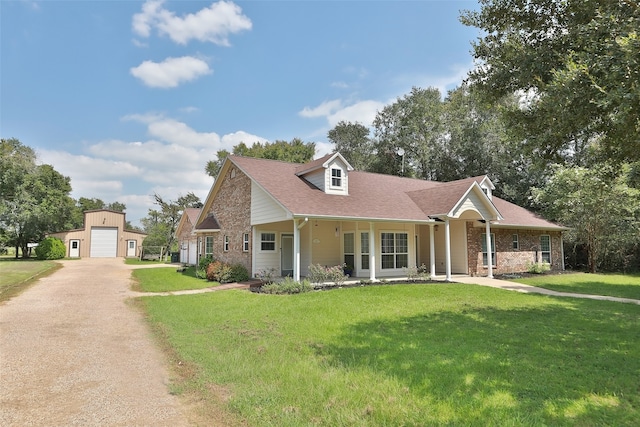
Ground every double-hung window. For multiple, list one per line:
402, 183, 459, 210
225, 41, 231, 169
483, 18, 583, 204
381, 232, 408, 269
223, 235, 229, 252
481, 233, 496, 266
360, 232, 370, 270
512, 234, 519, 250
243, 233, 250, 252
540, 235, 551, 263
260, 232, 276, 251
331, 168, 342, 187
205, 236, 214, 256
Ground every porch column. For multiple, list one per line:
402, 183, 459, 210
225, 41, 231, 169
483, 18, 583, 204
294, 218, 309, 281
429, 223, 436, 279
369, 222, 376, 281
445, 218, 452, 282
485, 220, 493, 278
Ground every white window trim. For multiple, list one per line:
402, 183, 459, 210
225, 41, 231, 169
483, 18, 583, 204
540, 235, 551, 264
481, 233, 496, 267
205, 236, 214, 256
512, 233, 519, 250
260, 232, 277, 252
330, 167, 343, 188
380, 231, 409, 270
223, 235, 229, 252
243, 233, 250, 252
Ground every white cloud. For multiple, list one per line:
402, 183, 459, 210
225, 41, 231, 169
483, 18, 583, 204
299, 99, 343, 118
132, 0, 252, 46
221, 130, 267, 147
130, 56, 212, 88
299, 99, 384, 128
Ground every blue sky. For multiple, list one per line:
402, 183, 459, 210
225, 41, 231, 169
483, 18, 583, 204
1, 0, 480, 226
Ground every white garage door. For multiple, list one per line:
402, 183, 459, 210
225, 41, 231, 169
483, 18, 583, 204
90, 227, 118, 257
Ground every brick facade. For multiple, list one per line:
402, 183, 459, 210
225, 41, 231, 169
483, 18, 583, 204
203, 166, 252, 271
467, 222, 563, 276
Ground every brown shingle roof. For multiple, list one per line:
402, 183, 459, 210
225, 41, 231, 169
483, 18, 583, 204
228, 155, 564, 229
195, 214, 221, 231
184, 208, 201, 226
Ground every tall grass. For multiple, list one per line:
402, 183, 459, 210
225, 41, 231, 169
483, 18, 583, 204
140, 284, 640, 426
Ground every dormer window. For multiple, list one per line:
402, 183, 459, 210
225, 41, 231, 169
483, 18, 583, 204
331, 168, 342, 188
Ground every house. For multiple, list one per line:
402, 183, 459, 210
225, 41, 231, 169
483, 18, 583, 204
194, 153, 566, 281
48, 209, 147, 258
175, 207, 202, 265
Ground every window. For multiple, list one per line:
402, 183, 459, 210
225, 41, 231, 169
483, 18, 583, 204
512, 234, 519, 250
540, 235, 551, 264
344, 233, 355, 269
128, 241, 135, 249
381, 232, 408, 269
261, 232, 276, 251
243, 233, 250, 252
360, 232, 370, 270
331, 168, 342, 187
223, 235, 229, 252
205, 236, 214, 256
72, 241, 79, 249
481, 233, 496, 266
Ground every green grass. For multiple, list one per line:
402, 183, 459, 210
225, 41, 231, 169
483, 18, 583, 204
139, 284, 640, 426
124, 258, 171, 266
513, 272, 640, 300
0, 258, 61, 302
132, 267, 217, 292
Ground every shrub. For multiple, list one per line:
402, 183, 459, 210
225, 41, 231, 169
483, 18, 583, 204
256, 267, 277, 284
261, 277, 313, 294
197, 255, 214, 278
229, 263, 249, 283
307, 263, 348, 286
206, 260, 233, 283
527, 262, 551, 274
35, 237, 66, 260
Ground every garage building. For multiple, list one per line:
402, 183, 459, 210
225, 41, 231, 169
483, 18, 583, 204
48, 210, 147, 258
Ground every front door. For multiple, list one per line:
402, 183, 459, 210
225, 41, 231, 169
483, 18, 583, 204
281, 234, 293, 277
126, 240, 137, 257
69, 240, 80, 258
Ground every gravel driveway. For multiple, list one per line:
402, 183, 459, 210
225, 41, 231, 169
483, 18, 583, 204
0, 258, 192, 426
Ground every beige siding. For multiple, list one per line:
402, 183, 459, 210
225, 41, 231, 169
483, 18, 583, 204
452, 191, 492, 219
450, 221, 467, 273
251, 182, 289, 225
308, 221, 342, 267
47, 210, 146, 258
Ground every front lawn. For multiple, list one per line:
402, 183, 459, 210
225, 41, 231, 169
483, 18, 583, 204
132, 267, 217, 292
0, 259, 61, 302
139, 284, 640, 426
513, 272, 640, 300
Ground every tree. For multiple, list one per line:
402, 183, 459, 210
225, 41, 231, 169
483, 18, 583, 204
141, 192, 203, 256
205, 138, 316, 178
533, 164, 640, 273
461, 0, 640, 163
372, 87, 444, 179
0, 139, 75, 257
327, 121, 374, 171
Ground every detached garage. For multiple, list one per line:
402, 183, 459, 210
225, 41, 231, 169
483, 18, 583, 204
48, 210, 146, 258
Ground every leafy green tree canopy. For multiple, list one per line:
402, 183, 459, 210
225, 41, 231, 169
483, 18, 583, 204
205, 138, 316, 178
533, 163, 640, 272
327, 121, 374, 171
0, 138, 75, 257
461, 0, 640, 163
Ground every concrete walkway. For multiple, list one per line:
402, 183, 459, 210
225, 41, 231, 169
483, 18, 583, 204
454, 275, 640, 305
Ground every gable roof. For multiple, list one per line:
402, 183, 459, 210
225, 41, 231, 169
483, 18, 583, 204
175, 208, 202, 238
195, 214, 221, 232
294, 152, 354, 176
218, 155, 564, 229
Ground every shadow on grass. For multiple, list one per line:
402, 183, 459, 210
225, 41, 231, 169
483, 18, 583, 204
316, 299, 640, 425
